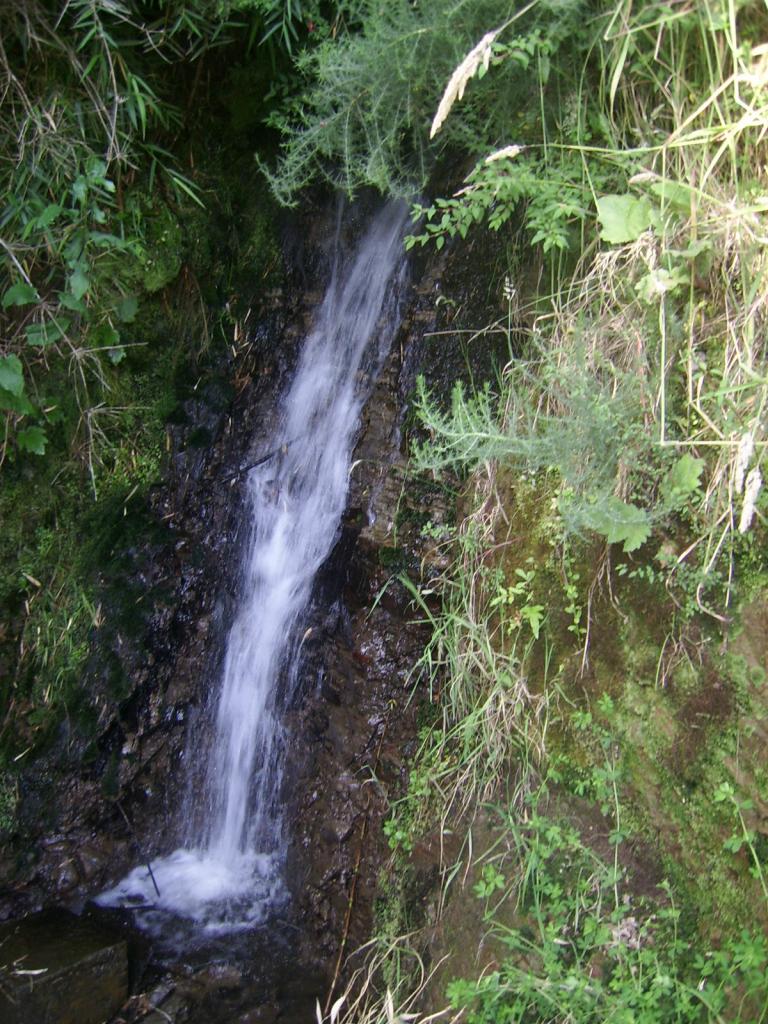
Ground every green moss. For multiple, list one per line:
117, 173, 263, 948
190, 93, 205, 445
0, 772, 17, 836
225, 63, 275, 135
379, 546, 407, 570
0, 289, 184, 763
97, 193, 184, 296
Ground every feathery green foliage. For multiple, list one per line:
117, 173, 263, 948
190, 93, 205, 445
263, 0, 589, 203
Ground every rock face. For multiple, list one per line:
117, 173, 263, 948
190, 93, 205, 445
283, 279, 452, 983
0, 909, 128, 1024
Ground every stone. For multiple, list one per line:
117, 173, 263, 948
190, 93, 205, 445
0, 909, 128, 1024
141, 990, 187, 1022
52, 855, 80, 894
76, 840, 113, 883
194, 961, 243, 991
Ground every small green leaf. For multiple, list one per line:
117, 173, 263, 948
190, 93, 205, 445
0, 354, 25, 396
17, 425, 48, 455
714, 782, 734, 803
64, 236, 85, 263
0, 388, 34, 415
635, 266, 689, 303
661, 454, 705, 509
596, 194, 655, 244
583, 496, 651, 552
108, 346, 126, 365
25, 324, 50, 347
650, 179, 693, 216
59, 290, 88, 314
724, 834, 745, 854
91, 322, 120, 348
3, 282, 39, 308
669, 238, 712, 260
25, 316, 71, 347
72, 177, 88, 202
68, 268, 90, 301
88, 231, 130, 250
521, 604, 545, 640
115, 295, 139, 323
37, 203, 63, 228
86, 156, 108, 180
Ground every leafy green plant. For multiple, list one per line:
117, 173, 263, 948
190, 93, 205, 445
412, 337, 659, 557
408, 147, 619, 261
472, 863, 505, 901
423, 0, 768, 602
0, 772, 17, 835
383, 815, 414, 855
324, 6, 768, 1024
490, 562, 546, 640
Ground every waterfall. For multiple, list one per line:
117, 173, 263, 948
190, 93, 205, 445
97, 202, 409, 937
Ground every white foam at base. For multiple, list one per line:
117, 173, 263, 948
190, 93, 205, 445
96, 847, 284, 936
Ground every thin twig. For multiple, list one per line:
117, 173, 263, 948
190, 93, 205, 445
114, 800, 161, 899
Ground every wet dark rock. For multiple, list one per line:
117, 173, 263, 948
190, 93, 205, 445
282, 331, 446, 981
0, 909, 128, 1024
194, 961, 244, 992
140, 990, 187, 1023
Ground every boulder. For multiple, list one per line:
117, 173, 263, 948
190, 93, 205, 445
0, 909, 128, 1024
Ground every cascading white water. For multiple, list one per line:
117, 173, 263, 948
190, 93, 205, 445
97, 202, 409, 936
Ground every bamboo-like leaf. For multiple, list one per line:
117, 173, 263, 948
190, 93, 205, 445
609, 30, 630, 111
329, 995, 345, 1024
167, 171, 205, 208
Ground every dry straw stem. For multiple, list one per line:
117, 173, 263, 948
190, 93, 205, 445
485, 144, 522, 163
429, 0, 540, 140
552, 232, 658, 386
739, 466, 763, 533
537, 171, 768, 607
429, 28, 499, 139
330, 935, 455, 1024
